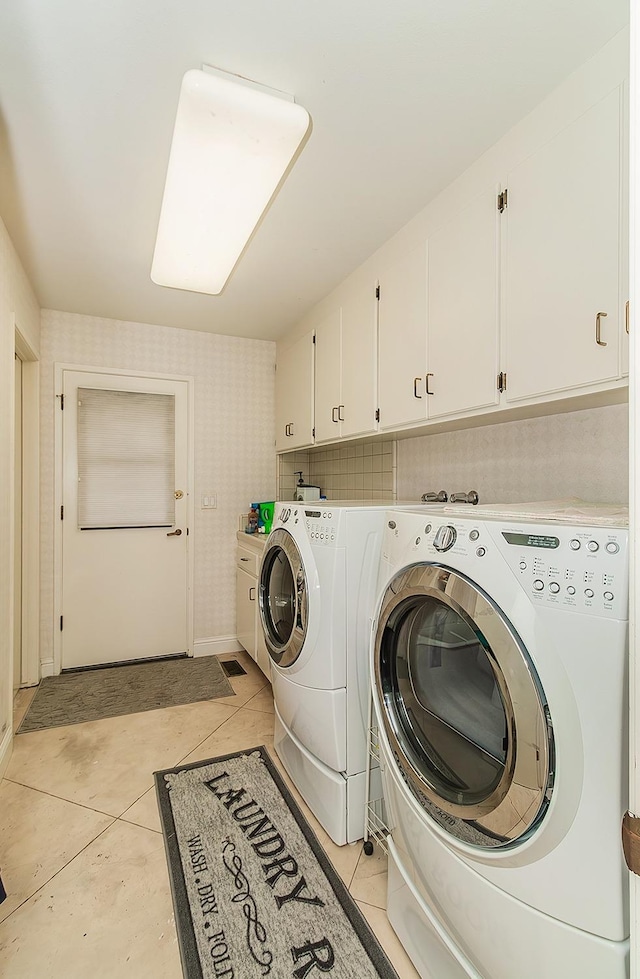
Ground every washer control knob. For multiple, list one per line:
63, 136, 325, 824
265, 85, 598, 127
519, 561, 527, 570
281, 508, 291, 523
604, 591, 614, 602
388, 520, 397, 530
469, 529, 480, 541
549, 582, 560, 594
569, 539, 581, 550
587, 540, 599, 552
433, 525, 457, 552
533, 579, 544, 591
606, 541, 620, 554
567, 586, 576, 596
476, 547, 486, 557
585, 588, 595, 599
425, 524, 432, 534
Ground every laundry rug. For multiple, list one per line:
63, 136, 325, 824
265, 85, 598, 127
155, 746, 399, 979
17, 655, 234, 733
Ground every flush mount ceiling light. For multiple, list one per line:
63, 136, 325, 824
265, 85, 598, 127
151, 67, 311, 296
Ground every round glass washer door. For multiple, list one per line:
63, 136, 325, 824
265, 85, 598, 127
374, 563, 555, 849
259, 529, 308, 668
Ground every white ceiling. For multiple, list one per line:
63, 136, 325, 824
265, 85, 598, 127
0, 1, 629, 340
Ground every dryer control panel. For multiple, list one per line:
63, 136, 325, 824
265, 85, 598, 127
494, 524, 629, 620
418, 518, 628, 620
390, 512, 629, 620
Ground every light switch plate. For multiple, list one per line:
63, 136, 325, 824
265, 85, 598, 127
201, 494, 217, 509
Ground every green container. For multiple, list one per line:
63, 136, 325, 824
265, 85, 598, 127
258, 502, 274, 534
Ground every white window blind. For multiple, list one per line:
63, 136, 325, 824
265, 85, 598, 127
77, 388, 176, 529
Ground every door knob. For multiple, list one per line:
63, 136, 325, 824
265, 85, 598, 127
167, 528, 182, 536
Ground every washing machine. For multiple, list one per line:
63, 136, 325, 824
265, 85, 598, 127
258, 500, 431, 845
370, 505, 629, 979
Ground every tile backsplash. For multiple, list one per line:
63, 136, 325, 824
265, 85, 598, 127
278, 440, 396, 501
278, 402, 628, 509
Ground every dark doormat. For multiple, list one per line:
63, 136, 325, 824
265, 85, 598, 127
17, 655, 234, 733
155, 746, 399, 979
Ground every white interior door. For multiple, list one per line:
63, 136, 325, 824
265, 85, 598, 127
61, 369, 190, 670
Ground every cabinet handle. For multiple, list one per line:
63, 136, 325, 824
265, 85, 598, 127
332, 406, 339, 423
249, 587, 256, 601
240, 556, 250, 562
338, 405, 345, 421
413, 377, 423, 398
285, 424, 290, 436
626, 300, 630, 335
289, 422, 294, 436
425, 373, 434, 395
595, 311, 608, 347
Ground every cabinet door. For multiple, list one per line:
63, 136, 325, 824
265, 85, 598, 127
504, 87, 621, 402
341, 282, 378, 438
275, 330, 315, 450
254, 604, 271, 679
314, 309, 342, 443
236, 566, 257, 659
427, 190, 500, 417
377, 242, 428, 430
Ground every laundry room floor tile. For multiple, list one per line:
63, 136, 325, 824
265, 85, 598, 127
6, 698, 237, 816
357, 901, 421, 978
0, 820, 181, 979
0, 780, 113, 923
244, 683, 275, 713
349, 841, 388, 909
212, 651, 270, 708
178, 704, 275, 766
119, 786, 163, 834
11, 687, 37, 733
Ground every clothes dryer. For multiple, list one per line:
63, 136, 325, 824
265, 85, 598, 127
371, 506, 629, 979
258, 500, 431, 845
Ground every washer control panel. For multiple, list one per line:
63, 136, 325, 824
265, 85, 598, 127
304, 508, 337, 545
406, 516, 628, 619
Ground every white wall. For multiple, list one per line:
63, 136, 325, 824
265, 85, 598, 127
0, 216, 40, 775
397, 402, 628, 504
39, 310, 276, 670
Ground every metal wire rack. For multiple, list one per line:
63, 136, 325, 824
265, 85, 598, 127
363, 696, 390, 855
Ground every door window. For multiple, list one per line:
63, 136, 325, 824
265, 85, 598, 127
77, 387, 175, 529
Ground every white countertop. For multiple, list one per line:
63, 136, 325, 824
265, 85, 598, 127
236, 530, 269, 551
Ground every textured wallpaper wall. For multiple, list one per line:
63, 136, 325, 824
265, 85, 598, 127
396, 403, 629, 505
0, 218, 40, 757
39, 310, 276, 665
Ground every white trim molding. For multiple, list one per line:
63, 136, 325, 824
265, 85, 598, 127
193, 636, 244, 658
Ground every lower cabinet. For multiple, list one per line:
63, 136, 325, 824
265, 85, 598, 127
236, 543, 270, 679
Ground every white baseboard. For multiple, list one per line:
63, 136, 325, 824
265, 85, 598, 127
40, 658, 55, 678
0, 726, 13, 781
193, 636, 244, 658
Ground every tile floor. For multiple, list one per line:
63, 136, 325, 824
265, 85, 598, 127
0, 651, 420, 978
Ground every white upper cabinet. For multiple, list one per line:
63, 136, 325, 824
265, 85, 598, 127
314, 309, 342, 443
377, 242, 428, 430
314, 283, 378, 443
503, 87, 622, 402
427, 189, 501, 418
275, 330, 315, 451
340, 282, 378, 438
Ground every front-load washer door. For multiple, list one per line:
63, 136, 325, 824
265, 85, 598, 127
374, 563, 555, 849
259, 529, 308, 668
